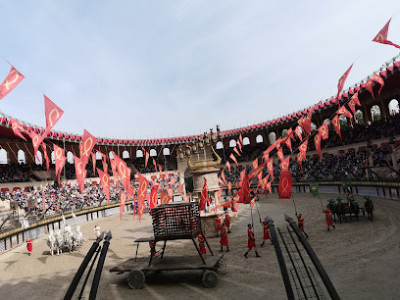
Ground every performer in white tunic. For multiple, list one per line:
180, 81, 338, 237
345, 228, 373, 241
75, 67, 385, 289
94, 224, 101, 238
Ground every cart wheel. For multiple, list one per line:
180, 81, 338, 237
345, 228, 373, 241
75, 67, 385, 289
202, 270, 218, 288
127, 270, 145, 289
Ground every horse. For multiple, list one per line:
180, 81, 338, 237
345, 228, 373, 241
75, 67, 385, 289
47, 230, 56, 256
63, 232, 74, 253
364, 198, 374, 221
334, 201, 347, 223
71, 225, 83, 247
348, 200, 360, 222
55, 230, 64, 255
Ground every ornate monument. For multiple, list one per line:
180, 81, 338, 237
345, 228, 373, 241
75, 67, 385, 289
177, 126, 224, 236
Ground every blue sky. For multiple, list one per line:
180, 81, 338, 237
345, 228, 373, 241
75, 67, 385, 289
1, 0, 400, 139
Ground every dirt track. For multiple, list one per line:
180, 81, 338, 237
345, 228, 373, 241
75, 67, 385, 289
0, 193, 399, 300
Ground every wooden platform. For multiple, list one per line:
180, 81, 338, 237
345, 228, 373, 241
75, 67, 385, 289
110, 254, 223, 274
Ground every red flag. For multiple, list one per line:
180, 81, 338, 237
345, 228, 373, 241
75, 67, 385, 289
215, 188, 222, 202
372, 18, 400, 49
233, 147, 241, 157
226, 161, 231, 173
137, 196, 146, 222
144, 150, 150, 168
237, 139, 242, 152
152, 158, 157, 171
238, 174, 250, 204
230, 153, 238, 167
29, 130, 44, 158
294, 126, 303, 141
42, 143, 49, 171
267, 159, 274, 181
351, 91, 361, 106
97, 168, 110, 205
160, 190, 170, 205
251, 159, 258, 170
285, 135, 293, 153
336, 64, 353, 105
239, 169, 246, 187
348, 98, 357, 114
277, 147, 284, 162
337, 106, 353, 120
279, 156, 290, 171
120, 192, 126, 220
149, 184, 159, 209
297, 152, 304, 171
43, 95, 64, 138
74, 155, 86, 194
249, 159, 267, 180
299, 139, 309, 159
137, 172, 149, 203
266, 182, 272, 194
318, 122, 329, 140
303, 109, 314, 135
10, 118, 27, 140
239, 134, 243, 146
264, 143, 276, 157
228, 181, 232, 195
331, 115, 341, 138
110, 158, 119, 188
91, 152, 97, 175
0, 65, 24, 101
221, 169, 228, 185
53, 144, 66, 184
365, 74, 385, 100
278, 171, 292, 199
314, 133, 322, 158
199, 178, 209, 211
81, 129, 98, 168
114, 153, 130, 191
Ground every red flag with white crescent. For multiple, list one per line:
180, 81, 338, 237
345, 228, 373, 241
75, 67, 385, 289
91, 152, 97, 175
278, 171, 292, 199
114, 153, 130, 191
277, 147, 284, 162
295, 126, 303, 141
365, 74, 385, 100
251, 158, 258, 170
43, 95, 64, 138
337, 106, 353, 119
318, 122, 329, 140
226, 161, 231, 173
285, 135, 293, 153
0, 65, 24, 101
299, 139, 309, 159
160, 190, 171, 205
267, 159, 274, 181
81, 129, 98, 168
97, 168, 110, 205
53, 144, 66, 185
10, 118, 27, 140
348, 98, 357, 114
336, 64, 353, 105
239, 169, 246, 187
149, 184, 159, 209
314, 133, 322, 158
74, 155, 86, 194
110, 158, 119, 188
28, 130, 45, 158
372, 18, 400, 49
331, 115, 341, 138
238, 174, 250, 204
279, 156, 290, 172
137, 172, 149, 203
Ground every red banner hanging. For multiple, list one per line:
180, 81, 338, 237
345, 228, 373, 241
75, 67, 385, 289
278, 171, 292, 199
331, 115, 341, 138
366, 74, 385, 100
336, 64, 353, 105
81, 129, 98, 168
97, 168, 110, 205
314, 133, 322, 158
318, 122, 329, 140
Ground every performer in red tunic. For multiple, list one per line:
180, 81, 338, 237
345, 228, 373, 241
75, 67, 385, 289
26, 238, 33, 256
323, 208, 335, 231
198, 234, 207, 254
296, 213, 308, 238
224, 212, 231, 233
244, 224, 261, 258
219, 224, 229, 252
260, 220, 272, 246
214, 217, 222, 233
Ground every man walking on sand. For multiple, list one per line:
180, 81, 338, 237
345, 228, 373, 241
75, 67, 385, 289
244, 224, 261, 258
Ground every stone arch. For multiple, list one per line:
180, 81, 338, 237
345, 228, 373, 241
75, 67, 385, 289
109, 152, 115, 160
216, 141, 223, 149
122, 150, 130, 159
256, 134, 263, 144
51, 151, 55, 164
389, 99, 399, 116
136, 149, 143, 158
150, 149, 157, 157
96, 152, 102, 160
163, 148, 170, 156
243, 137, 250, 145
18, 149, 26, 164
268, 132, 276, 144
355, 110, 364, 125
0, 148, 8, 164
66, 151, 74, 164
371, 105, 381, 122
35, 151, 43, 165
339, 115, 347, 126
229, 139, 236, 148
311, 122, 317, 131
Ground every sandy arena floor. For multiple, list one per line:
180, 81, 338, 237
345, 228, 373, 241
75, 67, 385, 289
0, 193, 399, 300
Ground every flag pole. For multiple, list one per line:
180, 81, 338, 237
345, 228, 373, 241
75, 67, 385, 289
291, 192, 298, 216
255, 198, 262, 223
250, 205, 254, 229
